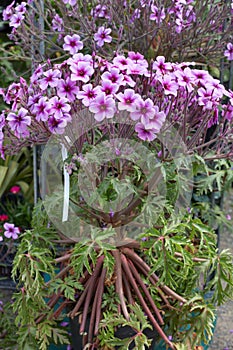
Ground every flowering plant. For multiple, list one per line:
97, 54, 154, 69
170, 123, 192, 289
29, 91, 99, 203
0, 186, 21, 244
0, 184, 33, 278
1, 0, 233, 350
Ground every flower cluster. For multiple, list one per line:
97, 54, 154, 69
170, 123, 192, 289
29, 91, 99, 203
2, 1, 27, 29
1, 42, 233, 159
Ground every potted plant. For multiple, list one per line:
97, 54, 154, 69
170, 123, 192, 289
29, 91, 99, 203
1, 1, 233, 350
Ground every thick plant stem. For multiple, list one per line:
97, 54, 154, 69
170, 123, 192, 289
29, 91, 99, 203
55, 253, 71, 263
79, 255, 104, 334
112, 250, 130, 321
128, 259, 164, 325
53, 300, 69, 319
69, 277, 92, 318
126, 253, 172, 308
88, 277, 99, 343
121, 254, 175, 350
47, 292, 62, 308
36, 292, 62, 324
122, 272, 134, 305
45, 265, 71, 286
79, 264, 93, 284
122, 247, 187, 304
94, 267, 107, 336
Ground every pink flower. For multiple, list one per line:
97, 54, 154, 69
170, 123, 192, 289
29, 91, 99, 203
223, 104, 233, 121
2, 1, 15, 21
98, 80, 119, 95
89, 93, 116, 121
126, 63, 148, 76
150, 5, 166, 23
174, 67, 194, 92
33, 96, 51, 121
91, 4, 109, 19
39, 69, 61, 90
225, 89, 233, 105
48, 116, 67, 134
4, 82, 21, 104
49, 96, 71, 119
205, 78, 226, 99
57, 77, 79, 102
130, 98, 155, 121
128, 51, 146, 64
70, 61, 94, 83
52, 14, 64, 32
10, 185, 21, 194
113, 55, 131, 71
146, 106, 166, 130
101, 67, 124, 85
67, 53, 93, 66
15, 2, 27, 14
30, 64, 44, 84
116, 89, 141, 112
121, 74, 136, 87
9, 12, 24, 28
198, 87, 215, 110
192, 69, 209, 85
76, 84, 99, 107
159, 75, 178, 96
3, 223, 20, 240
224, 43, 233, 61
153, 56, 172, 76
94, 27, 112, 47
7, 108, 31, 136
135, 123, 157, 141
175, 16, 184, 33
0, 112, 5, 128
63, 34, 83, 55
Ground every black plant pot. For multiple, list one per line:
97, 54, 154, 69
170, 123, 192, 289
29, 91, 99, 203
69, 316, 158, 350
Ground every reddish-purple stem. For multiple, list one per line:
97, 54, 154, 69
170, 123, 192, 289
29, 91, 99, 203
45, 265, 71, 286
122, 272, 134, 306
94, 267, 107, 336
79, 264, 93, 284
53, 300, 69, 319
36, 292, 62, 324
112, 250, 130, 320
128, 259, 164, 325
69, 278, 92, 318
47, 292, 62, 308
55, 253, 71, 263
88, 277, 99, 343
121, 254, 175, 350
122, 247, 187, 304
124, 251, 171, 307
79, 255, 104, 334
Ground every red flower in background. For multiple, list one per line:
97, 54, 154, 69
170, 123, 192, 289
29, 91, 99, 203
9, 185, 21, 194
0, 214, 9, 221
